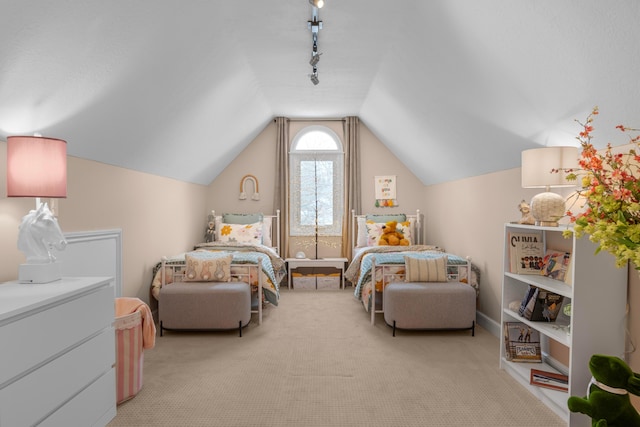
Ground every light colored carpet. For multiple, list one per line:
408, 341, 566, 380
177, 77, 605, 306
109, 288, 565, 426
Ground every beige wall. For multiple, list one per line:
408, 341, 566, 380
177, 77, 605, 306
206, 122, 277, 217
358, 123, 427, 229
0, 141, 207, 307
207, 120, 427, 257
423, 168, 540, 321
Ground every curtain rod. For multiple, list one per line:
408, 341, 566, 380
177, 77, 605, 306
275, 117, 347, 122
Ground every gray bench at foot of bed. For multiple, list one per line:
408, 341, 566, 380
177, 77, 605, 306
383, 281, 476, 337
159, 281, 251, 337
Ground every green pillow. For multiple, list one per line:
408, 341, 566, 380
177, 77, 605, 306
365, 213, 406, 223
222, 213, 264, 224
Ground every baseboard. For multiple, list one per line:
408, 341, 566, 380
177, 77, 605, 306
477, 311, 500, 337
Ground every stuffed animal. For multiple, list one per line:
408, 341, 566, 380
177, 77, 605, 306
567, 354, 640, 426
378, 221, 409, 246
517, 199, 536, 225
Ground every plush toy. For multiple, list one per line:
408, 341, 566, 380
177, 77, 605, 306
567, 354, 640, 426
377, 221, 409, 246
517, 199, 536, 225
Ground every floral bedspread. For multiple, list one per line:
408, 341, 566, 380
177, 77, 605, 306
151, 244, 285, 306
345, 245, 441, 285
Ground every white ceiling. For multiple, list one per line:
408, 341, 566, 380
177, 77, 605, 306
1, 0, 639, 186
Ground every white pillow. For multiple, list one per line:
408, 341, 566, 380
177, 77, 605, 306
214, 216, 272, 246
365, 220, 413, 246
357, 217, 368, 247
218, 222, 263, 244
262, 217, 272, 247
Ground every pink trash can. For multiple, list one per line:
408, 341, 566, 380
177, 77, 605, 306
114, 307, 144, 404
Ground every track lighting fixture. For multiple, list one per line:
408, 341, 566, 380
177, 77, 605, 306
310, 41, 321, 66
307, 5, 323, 85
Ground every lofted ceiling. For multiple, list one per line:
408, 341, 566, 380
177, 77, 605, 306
1, 0, 639, 186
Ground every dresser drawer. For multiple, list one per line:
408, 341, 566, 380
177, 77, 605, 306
40, 367, 116, 427
0, 282, 114, 385
0, 327, 115, 426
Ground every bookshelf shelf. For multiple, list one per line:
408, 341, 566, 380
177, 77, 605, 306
500, 223, 627, 426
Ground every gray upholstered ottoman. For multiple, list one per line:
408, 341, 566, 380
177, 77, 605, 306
159, 281, 251, 337
383, 281, 476, 336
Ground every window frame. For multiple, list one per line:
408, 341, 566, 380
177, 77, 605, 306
289, 125, 344, 237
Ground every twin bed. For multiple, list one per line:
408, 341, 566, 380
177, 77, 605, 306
149, 208, 479, 336
150, 211, 286, 334
345, 210, 479, 333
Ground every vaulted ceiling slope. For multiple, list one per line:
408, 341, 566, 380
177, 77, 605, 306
1, 1, 639, 186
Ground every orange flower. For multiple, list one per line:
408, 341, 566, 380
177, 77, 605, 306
564, 107, 640, 268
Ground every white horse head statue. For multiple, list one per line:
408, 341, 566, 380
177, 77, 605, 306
17, 203, 67, 264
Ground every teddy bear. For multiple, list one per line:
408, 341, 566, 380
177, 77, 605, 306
567, 354, 640, 426
377, 221, 409, 246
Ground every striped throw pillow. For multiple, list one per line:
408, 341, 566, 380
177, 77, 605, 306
404, 255, 448, 282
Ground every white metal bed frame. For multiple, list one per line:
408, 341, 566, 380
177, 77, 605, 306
368, 255, 472, 325
161, 255, 266, 325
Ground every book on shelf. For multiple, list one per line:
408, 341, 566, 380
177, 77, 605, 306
503, 321, 542, 363
517, 285, 537, 317
554, 298, 572, 330
518, 285, 564, 322
530, 368, 569, 392
540, 249, 571, 282
563, 254, 573, 286
508, 230, 544, 274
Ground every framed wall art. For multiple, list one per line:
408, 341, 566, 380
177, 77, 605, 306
374, 175, 398, 207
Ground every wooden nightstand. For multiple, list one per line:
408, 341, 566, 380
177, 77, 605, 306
285, 257, 348, 290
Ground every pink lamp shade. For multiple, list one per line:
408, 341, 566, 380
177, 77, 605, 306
7, 136, 67, 198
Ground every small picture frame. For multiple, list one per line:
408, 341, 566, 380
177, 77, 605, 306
374, 175, 397, 207
530, 368, 569, 392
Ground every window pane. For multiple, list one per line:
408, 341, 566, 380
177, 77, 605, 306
299, 160, 333, 227
300, 161, 316, 226
295, 131, 338, 150
289, 125, 343, 237
316, 161, 333, 226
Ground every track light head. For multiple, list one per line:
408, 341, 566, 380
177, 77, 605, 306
310, 72, 319, 85
309, 0, 324, 8
309, 53, 321, 66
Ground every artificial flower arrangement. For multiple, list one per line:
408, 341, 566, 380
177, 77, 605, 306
561, 107, 640, 269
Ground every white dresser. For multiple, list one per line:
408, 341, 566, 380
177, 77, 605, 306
0, 277, 116, 427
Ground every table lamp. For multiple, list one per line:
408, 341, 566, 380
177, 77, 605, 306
521, 146, 578, 227
7, 135, 68, 283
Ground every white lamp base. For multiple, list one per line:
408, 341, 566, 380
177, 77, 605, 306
19, 262, 62, 284
530, 192, 565, 227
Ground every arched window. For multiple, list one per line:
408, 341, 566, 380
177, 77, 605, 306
290, 126, 344, 237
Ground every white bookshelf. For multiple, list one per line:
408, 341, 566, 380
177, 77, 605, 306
500, 223, 627, 426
